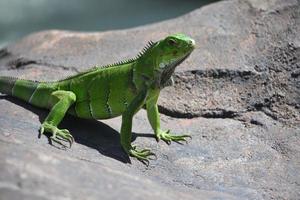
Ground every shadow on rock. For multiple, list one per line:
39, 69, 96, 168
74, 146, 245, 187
0, 95, 151, 164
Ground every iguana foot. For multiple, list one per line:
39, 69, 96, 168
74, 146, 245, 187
128, 145, 156, 165
156, 129, 191, 145
39, 122, 74, 148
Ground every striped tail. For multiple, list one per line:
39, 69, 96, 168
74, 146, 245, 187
0, 76, 40, 103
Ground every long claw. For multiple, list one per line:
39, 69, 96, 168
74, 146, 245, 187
56, 134, 70, 143
50, 136, 68, 148
60, 131, 74, 146
140, 159, 150, 166
56, 135, 73, 148
148, 153, 157, 160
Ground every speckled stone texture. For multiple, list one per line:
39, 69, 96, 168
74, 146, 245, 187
0, 0, 299, 199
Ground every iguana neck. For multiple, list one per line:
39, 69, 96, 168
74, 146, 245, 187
132, 48, 159, 90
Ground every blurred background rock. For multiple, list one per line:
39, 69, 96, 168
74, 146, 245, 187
0, 0, 218, 48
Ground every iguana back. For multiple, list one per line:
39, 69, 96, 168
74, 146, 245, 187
0, 61, 137, 119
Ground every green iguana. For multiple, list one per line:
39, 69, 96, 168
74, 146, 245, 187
0, 33, 195, 163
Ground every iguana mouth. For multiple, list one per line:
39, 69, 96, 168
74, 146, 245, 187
160, 52, 191, 86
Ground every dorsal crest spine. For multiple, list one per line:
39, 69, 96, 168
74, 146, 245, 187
61, 40, 156, 81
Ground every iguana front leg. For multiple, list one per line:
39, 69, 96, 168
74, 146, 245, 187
146, 89, 191, 144
39, 90, 76, 148
120, 89, 155, 163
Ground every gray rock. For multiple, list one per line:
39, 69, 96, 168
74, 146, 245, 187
0, 0, 299, 200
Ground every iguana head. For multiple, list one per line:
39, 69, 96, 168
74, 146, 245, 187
137, 33, 195, 88
153, 33, 195, 86
134, 33, 195, 89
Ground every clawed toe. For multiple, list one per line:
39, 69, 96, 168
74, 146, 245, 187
39, 123, 74, 148
156, 130, 191, 145
129, 146, 157, 165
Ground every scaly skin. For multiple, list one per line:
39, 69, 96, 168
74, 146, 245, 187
0, 33, 195, 164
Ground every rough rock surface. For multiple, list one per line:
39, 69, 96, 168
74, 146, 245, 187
0, 0, 299, 200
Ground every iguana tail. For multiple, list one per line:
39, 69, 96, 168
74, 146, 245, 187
0, 76, 40, 103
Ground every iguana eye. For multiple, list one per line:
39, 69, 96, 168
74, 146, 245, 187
168, 38, 177, 46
